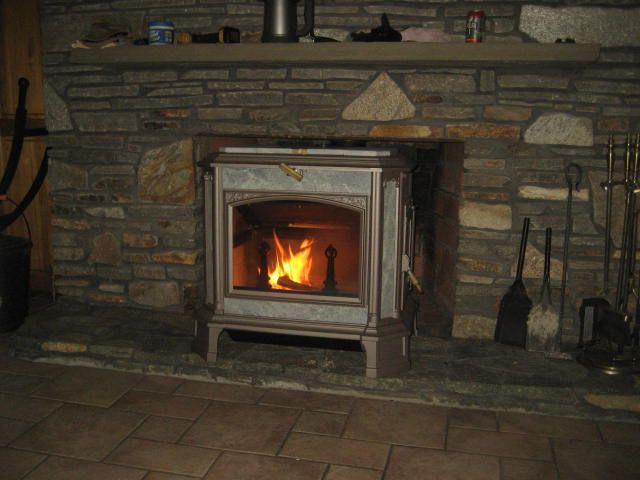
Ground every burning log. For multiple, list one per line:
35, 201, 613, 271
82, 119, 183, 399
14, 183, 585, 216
277, 276, 315, 291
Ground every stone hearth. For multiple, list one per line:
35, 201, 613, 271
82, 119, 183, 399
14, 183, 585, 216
9, 298, 640, 422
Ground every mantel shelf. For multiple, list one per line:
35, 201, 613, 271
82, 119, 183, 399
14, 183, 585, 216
69, 42, 600, 66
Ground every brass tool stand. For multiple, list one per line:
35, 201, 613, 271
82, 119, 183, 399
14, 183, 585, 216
580, 134, 640, 374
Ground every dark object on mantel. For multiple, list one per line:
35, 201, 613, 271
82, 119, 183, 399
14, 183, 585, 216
350, 14, 401, 42
176, 28, 241, 44
262, 0, 315, 43
195, 28, 240, 44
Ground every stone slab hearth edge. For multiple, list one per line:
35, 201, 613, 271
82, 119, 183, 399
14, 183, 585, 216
6, 301, 640, 423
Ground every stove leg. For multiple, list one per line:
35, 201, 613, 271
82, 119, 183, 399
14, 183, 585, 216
361, 320, 410, 378
193, 316, 224, 363
205, 325, 224, 363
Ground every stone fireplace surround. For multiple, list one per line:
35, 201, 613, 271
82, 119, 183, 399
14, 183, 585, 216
40, 1, 640, 344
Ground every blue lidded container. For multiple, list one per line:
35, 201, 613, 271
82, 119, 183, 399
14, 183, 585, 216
148, 21, 174, 45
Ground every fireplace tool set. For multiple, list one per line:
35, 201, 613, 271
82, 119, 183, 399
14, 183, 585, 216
497, 134, 640, 373
495, 163, 582, 353
578, 134, 640, 374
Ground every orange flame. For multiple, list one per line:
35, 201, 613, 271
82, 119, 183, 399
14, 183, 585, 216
268, 230, 314, 290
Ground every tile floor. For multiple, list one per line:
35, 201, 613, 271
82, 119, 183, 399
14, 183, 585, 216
0, 355, 639, 480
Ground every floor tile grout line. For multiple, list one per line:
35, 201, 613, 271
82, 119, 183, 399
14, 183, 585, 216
0, 363, 68, 380
379, 442, 394, 480
5, 417, 45, 450
318, 462, 331, 480
112, 388, 213, 421
595, 419, 606, 442
3, 444, 107, 463
288, 431, 407, 451
174, 398, 212, 445
8, 394, 66, 430
132, 416, 194, 444
199, 449, 226, 479
497, 457, 505, 480
548, 436, 560, 474
277, 452, 386, 473
12, 450, 48, 480
274, 407, 305, 457
387, 442, 558, 459
448, 423, 604, 443
97, 411, 150, 464
44, 454, 151, 479
102, 436, 223, 476
444, 408, 451, 451
338, 397, 358, 439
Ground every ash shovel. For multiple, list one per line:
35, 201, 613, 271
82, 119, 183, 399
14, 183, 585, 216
526, 227, 559, 353
495, 217, 532, 347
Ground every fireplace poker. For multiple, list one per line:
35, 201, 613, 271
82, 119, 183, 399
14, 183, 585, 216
602, 136, 616, 294
615, 135, 635, 313
558, 163, 582, 348
627, 134, 640, 303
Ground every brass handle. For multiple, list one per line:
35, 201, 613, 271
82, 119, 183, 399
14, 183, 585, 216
407, 270, 424, 294
279, 163, 303, 182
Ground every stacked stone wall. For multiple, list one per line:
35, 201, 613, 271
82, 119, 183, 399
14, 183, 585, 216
40, 1, 640, 339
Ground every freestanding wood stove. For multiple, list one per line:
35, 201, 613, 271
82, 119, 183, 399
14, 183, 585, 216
194, 139, 418, 377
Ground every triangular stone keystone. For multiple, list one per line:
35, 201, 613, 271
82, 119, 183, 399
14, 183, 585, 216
342, 73, 415, 121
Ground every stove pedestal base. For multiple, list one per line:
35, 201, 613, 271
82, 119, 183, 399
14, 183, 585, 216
193, 307, 410, 378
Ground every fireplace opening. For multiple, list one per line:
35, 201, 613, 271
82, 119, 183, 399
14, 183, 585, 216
232, 199, 362, 299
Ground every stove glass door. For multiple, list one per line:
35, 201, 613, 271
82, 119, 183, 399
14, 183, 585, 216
231, 199, 361, 298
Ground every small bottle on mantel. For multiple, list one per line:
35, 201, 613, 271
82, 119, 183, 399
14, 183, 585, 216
465, 10, 485, 43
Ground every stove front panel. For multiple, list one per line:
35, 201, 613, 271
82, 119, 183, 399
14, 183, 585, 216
209, 160, 378, 323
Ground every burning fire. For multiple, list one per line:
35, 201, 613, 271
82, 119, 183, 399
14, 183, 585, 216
267, 230, 314, 290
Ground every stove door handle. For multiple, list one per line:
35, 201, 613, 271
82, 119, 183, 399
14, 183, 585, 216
279, 163, 304, 182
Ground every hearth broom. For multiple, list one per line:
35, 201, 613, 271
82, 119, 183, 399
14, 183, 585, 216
526, 227, 559, 353
495, 217, 532, 347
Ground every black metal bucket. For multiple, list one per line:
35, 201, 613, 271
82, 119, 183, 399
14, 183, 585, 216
0, 234, 32, 332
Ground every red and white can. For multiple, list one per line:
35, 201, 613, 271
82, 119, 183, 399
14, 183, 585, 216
465, 10, 485, 43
